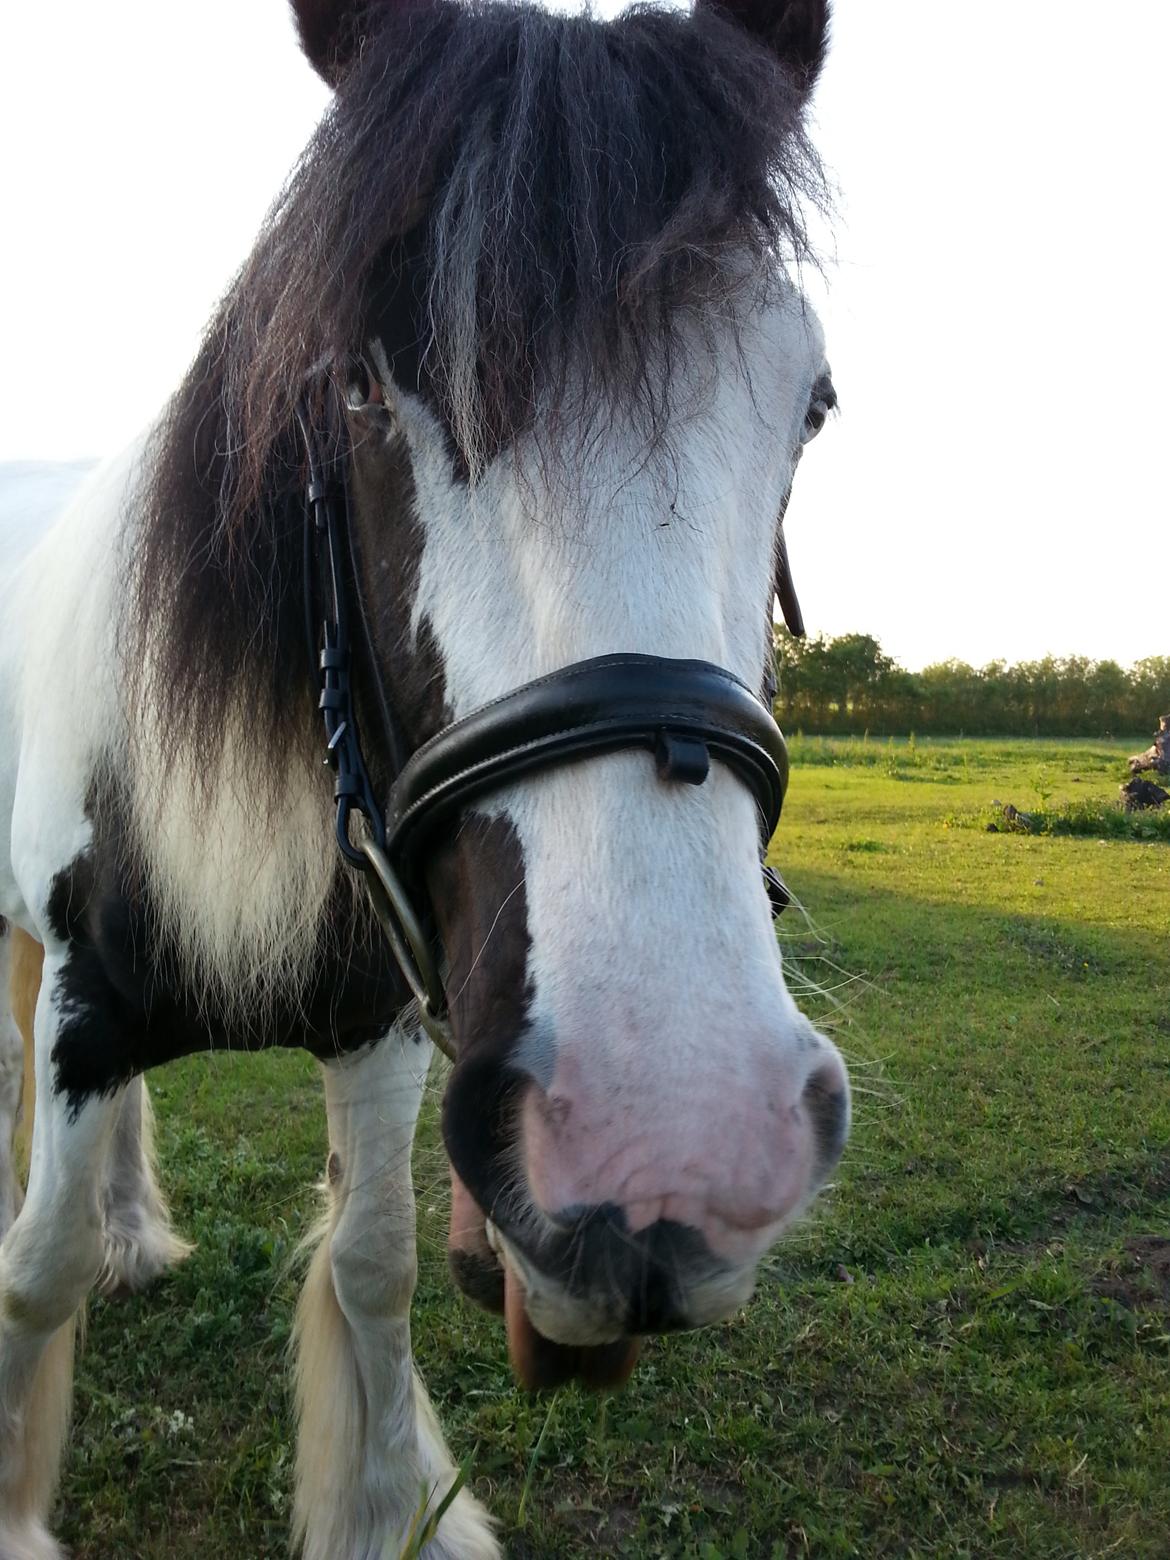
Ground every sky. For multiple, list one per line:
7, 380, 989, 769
2, 0, 1166, 670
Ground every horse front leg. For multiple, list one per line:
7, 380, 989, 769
0, 951, 122, 1560
0, 925, 25, 1239
1, 924, 188, 1295
98, 1077, 191, 1296
293, 1030, 499, 1560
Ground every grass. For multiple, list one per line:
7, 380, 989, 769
54, 737, 1169, 1558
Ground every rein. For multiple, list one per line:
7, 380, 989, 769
298, 390, 793, 1060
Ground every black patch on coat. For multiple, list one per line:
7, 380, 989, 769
431, 814, 536, 1225
45, 777, 413, 1120
346, 405, 451, 762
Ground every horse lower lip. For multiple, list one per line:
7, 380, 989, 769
502, 1261, 641, 1393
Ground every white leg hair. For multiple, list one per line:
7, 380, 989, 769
293, 1031, 499, 1560
0, 925, 188, 1297
0, 953, 123, 1560
0, 931, 24, 1241
98, 1077, 191, 1296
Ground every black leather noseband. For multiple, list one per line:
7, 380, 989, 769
386, 653, 788, 871
298, 392, 792, 1056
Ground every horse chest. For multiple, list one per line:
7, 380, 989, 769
44, 840, 411, 1115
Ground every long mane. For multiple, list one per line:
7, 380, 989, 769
133, 0, 825, 779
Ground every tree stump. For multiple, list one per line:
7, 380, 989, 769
1128, 714, 1170, 776
1120, 777, 1169, 812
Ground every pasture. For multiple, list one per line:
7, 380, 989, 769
57, 737, 1168, 1558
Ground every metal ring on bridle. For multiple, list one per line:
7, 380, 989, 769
360, 839, 456, 1061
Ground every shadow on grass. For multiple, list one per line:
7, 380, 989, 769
775, 867, 1169, 1266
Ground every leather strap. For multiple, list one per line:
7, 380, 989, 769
385, 654, 789, 875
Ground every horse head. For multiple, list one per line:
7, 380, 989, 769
131, 0, 846, 1393
281, 0, 849, 1385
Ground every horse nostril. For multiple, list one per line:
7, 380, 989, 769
802, 1061, 849, 1175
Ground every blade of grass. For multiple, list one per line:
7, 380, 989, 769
517, 1391, 560, 1528
393, 1447, 475, 1560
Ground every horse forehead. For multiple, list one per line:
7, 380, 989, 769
393, 290, 822, 707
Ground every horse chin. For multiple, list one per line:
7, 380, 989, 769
446, 1166, 640, 1391
502, 1259, 641, 1394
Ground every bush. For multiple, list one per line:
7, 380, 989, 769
946, 799, 1170, 843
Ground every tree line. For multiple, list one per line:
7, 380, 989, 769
772, 631, 1170, 737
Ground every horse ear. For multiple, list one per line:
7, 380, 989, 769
698, 0, 830, 95
290, 0, 373, 86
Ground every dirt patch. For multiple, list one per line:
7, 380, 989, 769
1052, 1157, 1170, 1223
1091, 1237, 1170, 1311
510, 1495, 642, 1553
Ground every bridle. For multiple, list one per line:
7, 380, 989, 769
297, 386, 796, 1061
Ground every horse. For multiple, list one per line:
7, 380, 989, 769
0, 0, 848, 1554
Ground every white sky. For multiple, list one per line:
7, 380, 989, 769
2, 0, 1166, 670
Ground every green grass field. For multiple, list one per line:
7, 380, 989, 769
57, 738, 1169, 1559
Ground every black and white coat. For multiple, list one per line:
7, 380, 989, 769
0, 1, 849, 1556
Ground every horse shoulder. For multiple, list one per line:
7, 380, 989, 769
0, 448, 143, 928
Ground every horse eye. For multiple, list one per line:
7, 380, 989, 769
803, 370, 837, 441
345, 357, 384, 411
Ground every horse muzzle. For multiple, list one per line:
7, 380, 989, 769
448, 1167, 780, 1392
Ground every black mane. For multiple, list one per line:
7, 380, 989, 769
134, 0, 825, 773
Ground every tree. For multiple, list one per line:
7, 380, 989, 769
770, 630, 1159, 737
